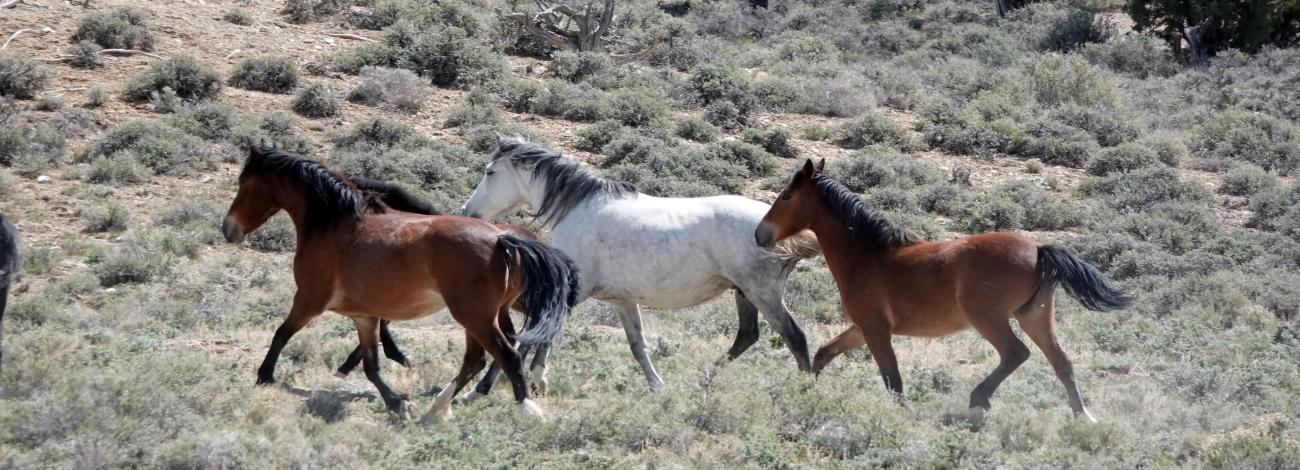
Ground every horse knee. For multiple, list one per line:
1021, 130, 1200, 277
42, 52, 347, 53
1007, 341, 1031, 367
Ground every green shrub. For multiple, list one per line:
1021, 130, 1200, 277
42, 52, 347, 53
836, 111, 910, 150
346, 66, 426, 114
742, 127, 799, 158
528, 80, 610, 122
576, 120, 630, 152
550, 51, 615, 83
123, 56, 223, 104
223, 9, 254, 26
248, 213, 295, 252
600, 134, 669, 168
228, 57, 299, 94
81, 202, 131, 233
802, 125, 834, 141
68, 41, 104, 69
1081, 166, 1209, 210
330, 136, 484, 209
93, 235, 168, 286
704, 100, 746, 131
605, 88, 669, 128
86, 86, 111, 107
674, 116, 721, 143
1220, 164, 1277, 196
829, 145, 942, 192
77, 119, 214, 175
0, 55, 50, 99
1039, 5, 1112, 52
1081, 33, 1178, 79
1194, 111, 1300, 174
385, 23, 505, 89
1085, 142, 1160, 176
72, 7, 155, 51
0, 123, 66, 174
1016, 53, 1118, 108
701, 140, 777, 177
334, 117, 413, 149
993, 180, 1081, 230
291, 82, 339, 118
35, 93, 63, 111
955, 193, 1025, 232
443, 90, 501, 129
86, 155, 145, 184
689, 63, 748, 105
1015, 119, 1098, 167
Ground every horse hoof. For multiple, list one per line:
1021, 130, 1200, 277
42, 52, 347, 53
648, 381, 666, 394
460, 389, 486, 405
255, 377, 276, 386
333, 370, 348, 378
1078, 409, 1098, 423
420, 405, 452, 425
519, 399, 546, 420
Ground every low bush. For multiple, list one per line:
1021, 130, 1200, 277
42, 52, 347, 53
86, 155, 145, 184
1014, 119, 1098, 167
223, 9, 254, 26
123, 56, 223, 104
72, 7, 155, 51
742, 127, 799, 158
34, 93, 63, 111
550, 51, 615, 83
689, 63, 749, 105
701, 140, 777, 177
674, 116, 721, 143
605, 88, 670, 128
443, 90, 501, 129
1194, 111, 1300, 174
828, 145, 942, 192
1081, 166, 1209, 210
0, 55, 50, 99
93, 234, 169, 286
291, 82, 339, 118
228, 57, 299, 94
1219, 164, 1276, 196
0, 123, 66, 175
67, 41, 104, 69
77, 119, 215, 175
1085, 142, 1160, 176
330, 135, 484, 210
955, 193, 1025, 232
334, 117, 413, 149
576, 120, 630, 153
334, 23, 505, 89
1081, 33, 1179, 79
346, 66, 426, 114
248, 214, 295, 252
81, 202, 130, 233
836, 111, 910, 150
86, 86, 111, 107
993, 180, 1081, 230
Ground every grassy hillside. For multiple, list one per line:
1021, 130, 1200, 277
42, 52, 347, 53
1, 0, 1298, 467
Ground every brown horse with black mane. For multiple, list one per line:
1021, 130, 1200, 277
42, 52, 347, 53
756, 159, 1130, 421
222, 147, 579, 421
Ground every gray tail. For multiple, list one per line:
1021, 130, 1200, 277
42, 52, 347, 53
498, 234, 579, 346
1038, 245, 1131, 311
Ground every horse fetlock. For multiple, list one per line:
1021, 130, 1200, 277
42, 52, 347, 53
529, 367, 548, 397
519, 399, 546, 420
459, 390, 486, 404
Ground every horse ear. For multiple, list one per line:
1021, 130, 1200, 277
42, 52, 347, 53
815, 158, 825, 172
800, 159, 816, 178
494, 131, 506, 144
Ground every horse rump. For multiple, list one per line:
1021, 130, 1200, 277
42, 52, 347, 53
498, 234, 580, 346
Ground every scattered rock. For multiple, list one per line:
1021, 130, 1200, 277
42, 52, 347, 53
35, 175, 50, 183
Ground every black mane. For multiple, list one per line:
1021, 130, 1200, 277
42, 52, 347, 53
812, 173, 921, 250
352, 177, 441, 215
241, 147, 363, 234
493, 136, 636, 225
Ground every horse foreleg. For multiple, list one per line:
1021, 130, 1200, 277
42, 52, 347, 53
723, 290, 761, 364
745, 288, 812, 372
812, 326, 865, 375
257, 293, 325, 385
379, 320, 410, 367
967, 315, 1030, 412
422, 330, 487, 424
354, 316, 412, 420
614, 302, 665, 392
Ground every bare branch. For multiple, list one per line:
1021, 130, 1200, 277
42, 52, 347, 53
611, 39, 659, 65
324, 32, 378, 43
2, 26, 53, 50
0, 0, 18, 9
97, 49, 167, 60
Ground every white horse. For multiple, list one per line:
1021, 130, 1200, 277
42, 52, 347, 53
459, 136, 819, 397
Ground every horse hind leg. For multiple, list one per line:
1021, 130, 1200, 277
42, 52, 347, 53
967, 314, 1031, 412
335, 320, 408, 377
614, 301, 666, 392
354, 317, 413, 420
863, 331, 904, 399
1015, 292, 1097, 422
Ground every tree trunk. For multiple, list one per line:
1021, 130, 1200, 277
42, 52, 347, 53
1182, 16, 1212, 67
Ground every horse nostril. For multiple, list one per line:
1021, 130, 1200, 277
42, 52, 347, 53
222, 218, 245, 243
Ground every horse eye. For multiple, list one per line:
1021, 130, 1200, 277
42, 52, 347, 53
781, 193, 792, 201
485, 170, 495, 176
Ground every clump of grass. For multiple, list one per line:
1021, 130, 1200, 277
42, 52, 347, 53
223, 9, 254, 26
72, 7, 156, 51
675, 115, 721, 143
93, 234, 169, 286
1219, 164, 1277, 197
291, 82, 339, 118
742, 127, 799, 159
228, 57, 299, 94
1085, 142, 1159, 176
34, 93, 64, 111
248, 213, 296, 252
0, 55, 50, 99
332, 24, 505, 89
575, 120, 630, 153
123, 55, 223, 104
76, 119, 215, 175
346, 66, 427, 114
86, 155, 145, 184
0, 122, 66, 176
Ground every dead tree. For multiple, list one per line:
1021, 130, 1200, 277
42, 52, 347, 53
505, 0, 657, 61
1181, 16, 1212, 67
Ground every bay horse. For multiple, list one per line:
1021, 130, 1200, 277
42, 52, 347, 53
755, 159, 1130, 421
0, 213, 18, 370
460, 135, 820, 398
222, 147, 579, 421
331, 177, 547, 380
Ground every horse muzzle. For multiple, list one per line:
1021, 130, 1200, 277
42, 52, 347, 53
459, 205, 479, 219
755, 223, 777, 249
222, 217, 246, 244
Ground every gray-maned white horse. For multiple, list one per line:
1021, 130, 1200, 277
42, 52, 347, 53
459, 136, 819, 398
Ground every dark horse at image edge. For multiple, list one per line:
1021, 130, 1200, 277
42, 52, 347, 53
0, 213, 18, 371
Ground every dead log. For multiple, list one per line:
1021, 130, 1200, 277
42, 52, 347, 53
2, 27, 53, 50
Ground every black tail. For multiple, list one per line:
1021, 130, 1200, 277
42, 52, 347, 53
1038, 245, 1131, 311
498, 234, 580, 346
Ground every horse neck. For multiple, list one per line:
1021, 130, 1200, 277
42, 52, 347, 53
807, 206, 888, 282
270, 178, 336, 244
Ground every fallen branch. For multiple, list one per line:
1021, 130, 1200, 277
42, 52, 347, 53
2, 27, 53, 50
611, 39, 659, 65
97, 48, 166, 60
0, 0, 19, 9
324, 32, 377, 43
225, 49, 241, 60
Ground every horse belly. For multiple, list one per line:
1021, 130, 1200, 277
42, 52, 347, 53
331, 288, 448, 321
